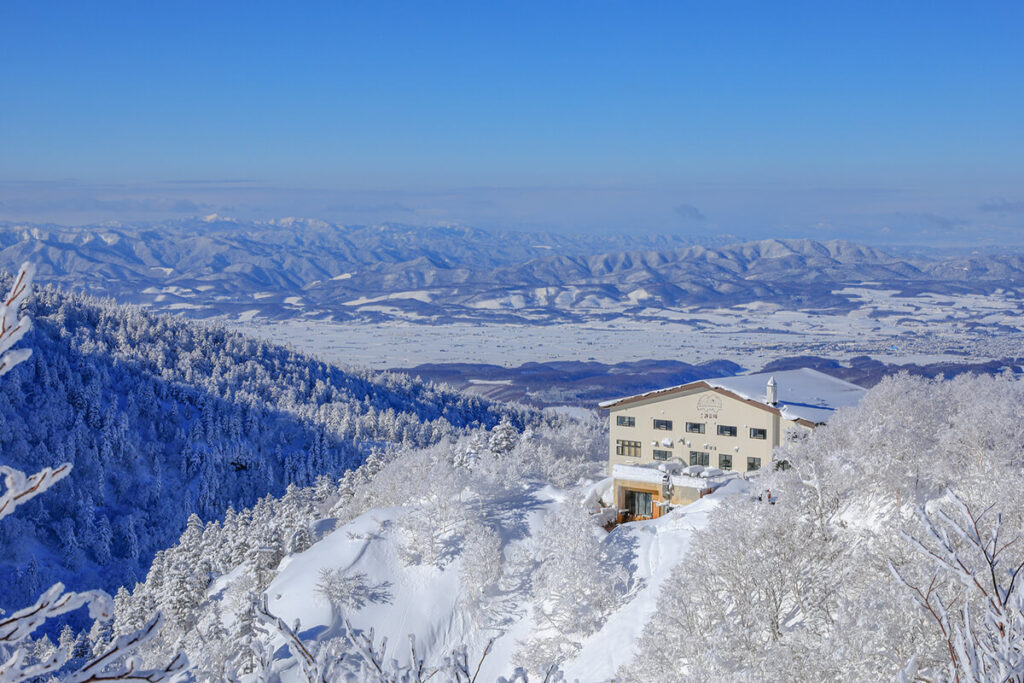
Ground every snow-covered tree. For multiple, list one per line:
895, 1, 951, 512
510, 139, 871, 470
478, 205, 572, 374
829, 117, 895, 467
519, 496, 628, 671
488, 417, 519, 455
316, 569, 391, 618
459, 522, 503, 625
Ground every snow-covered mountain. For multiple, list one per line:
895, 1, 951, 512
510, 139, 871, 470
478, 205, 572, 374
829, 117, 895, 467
2, 220, 1022, 324
0, 284, 533, 628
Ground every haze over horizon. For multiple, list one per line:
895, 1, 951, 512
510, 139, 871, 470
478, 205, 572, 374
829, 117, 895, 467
2, 2, 1023, 245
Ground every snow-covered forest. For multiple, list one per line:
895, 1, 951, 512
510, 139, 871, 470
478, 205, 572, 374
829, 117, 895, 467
0, 282, 532, 627
3, 270, 1024, 681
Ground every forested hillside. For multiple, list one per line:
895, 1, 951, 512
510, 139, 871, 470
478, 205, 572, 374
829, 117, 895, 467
0, 284, 530, 618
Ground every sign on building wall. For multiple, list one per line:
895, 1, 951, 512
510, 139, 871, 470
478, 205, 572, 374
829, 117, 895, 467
696, 394, 722, 419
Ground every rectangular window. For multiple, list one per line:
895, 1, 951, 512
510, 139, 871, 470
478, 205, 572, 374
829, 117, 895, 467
653, 419, 673, 431
652, 449, 671, 461
718, 425, 737, 437
689, 451, 710, 466
616, 415, 636, 427
624, 490, 653, 518
719, 453, 732, 470
685, 422, 705, 434
615, 439, 641, 457
747, 457, 762, 471
749, 427, 767, 440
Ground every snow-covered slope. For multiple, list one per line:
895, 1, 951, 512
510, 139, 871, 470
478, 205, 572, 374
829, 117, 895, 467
104, 406, 744, 681
247, 479, 744, 681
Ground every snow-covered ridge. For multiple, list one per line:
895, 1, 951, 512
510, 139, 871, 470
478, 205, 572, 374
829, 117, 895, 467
2, 221, 1023, 327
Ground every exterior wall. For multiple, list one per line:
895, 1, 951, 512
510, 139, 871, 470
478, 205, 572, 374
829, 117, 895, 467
607, 385, 804, 476
670, 485, 708, 506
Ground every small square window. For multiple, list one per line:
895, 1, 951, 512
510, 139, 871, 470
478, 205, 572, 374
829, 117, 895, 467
718, 425, 737, 437
747, 457, 762, 471
685, 422, 705, 434
652, 449, 671, 461
653, 419, 673, 430
718, 453, 732, 470
749, 427, 767, 440
616, 415, 636, 427
689, 451, 710, 466
616, 440, 642, 457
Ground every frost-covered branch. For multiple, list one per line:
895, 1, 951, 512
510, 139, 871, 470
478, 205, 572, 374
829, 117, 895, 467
64, 614, 189, 683
0, 537, 188, 683
0, 582, 112, 645
893, 492, 1024, 682
253, 596, 329, 683
251, 599, 505, 683
0, 262, 35, 377
340, 620, 504, 683
0, 464, 72, 522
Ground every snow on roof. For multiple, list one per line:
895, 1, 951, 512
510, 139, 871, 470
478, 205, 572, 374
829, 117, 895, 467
612, 463, 734, 490
600, 368, 865, 424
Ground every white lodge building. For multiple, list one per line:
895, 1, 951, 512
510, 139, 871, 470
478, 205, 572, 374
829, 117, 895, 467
600, 368, 866, 522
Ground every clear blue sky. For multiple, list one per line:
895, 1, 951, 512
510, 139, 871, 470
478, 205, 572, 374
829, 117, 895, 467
1, 1, 1022, 243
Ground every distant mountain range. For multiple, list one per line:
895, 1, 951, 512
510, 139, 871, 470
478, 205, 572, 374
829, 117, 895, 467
1, 218, 1022, 323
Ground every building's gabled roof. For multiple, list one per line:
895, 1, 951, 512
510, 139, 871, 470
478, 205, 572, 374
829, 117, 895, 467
599, 368, 866, 425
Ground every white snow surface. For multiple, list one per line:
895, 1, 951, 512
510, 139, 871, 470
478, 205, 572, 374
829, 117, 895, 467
612, 463, 735, 490
707, 368, 866, 422
251, 479, 748, 681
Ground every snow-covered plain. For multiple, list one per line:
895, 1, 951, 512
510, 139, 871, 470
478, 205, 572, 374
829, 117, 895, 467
227, 284, 1022, 371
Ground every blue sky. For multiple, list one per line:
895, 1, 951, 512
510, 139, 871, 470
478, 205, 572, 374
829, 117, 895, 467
1, 1, 1022, 243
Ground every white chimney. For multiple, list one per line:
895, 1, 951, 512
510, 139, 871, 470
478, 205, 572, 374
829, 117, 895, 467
766, 376, 778, 406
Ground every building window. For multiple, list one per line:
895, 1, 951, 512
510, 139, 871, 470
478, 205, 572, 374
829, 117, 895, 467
616, 440, 641, 457
747, 457, 762, 471
749, 427, 767, 440
685, 422, 705, 434
719, 453, 732, 470
616, 415, 636, 427
689, 451, 710, 466
624, 490, 653, 518
718, 425, 737, 437
653, 419, 673, 430
775, 460, 791, 471
652, 449, 671, 461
